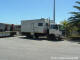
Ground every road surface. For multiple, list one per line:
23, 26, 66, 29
0, 36, 80, 60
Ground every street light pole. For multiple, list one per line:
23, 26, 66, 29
53, 0, 55, 23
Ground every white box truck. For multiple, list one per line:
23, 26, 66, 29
21, 18, 62, 40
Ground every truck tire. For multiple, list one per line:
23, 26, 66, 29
57, 36, 62, 40
32, 34, 39, 39
35, 35, 39, 39
48, 34, 56, 40
26, 34, 32, 38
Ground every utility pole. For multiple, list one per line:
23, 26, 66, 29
53, 0, 55, 23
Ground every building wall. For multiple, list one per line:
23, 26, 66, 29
14, 25, 21, 31
0, 23, 6, 31
0, 23, 21, 32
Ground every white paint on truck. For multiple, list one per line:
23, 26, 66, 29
49, 23, 62, 37
21, 18, 49, 34
21, 18, 62, 39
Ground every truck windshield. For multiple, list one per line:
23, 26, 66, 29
50, 25, 58, 30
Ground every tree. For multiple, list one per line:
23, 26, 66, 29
60, 20, 68, 28
68, 1, 80, 35
69, 1, 80, 25
60, 20, 69, 36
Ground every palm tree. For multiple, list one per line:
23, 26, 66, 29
68, 1, 80, 35
69, 1, 80, 24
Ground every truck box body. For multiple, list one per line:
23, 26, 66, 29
21, 19, 62, 39
21, 18, 49, 35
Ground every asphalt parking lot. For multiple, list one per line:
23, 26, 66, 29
0, 36, 80, 60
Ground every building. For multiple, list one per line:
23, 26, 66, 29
0, 23, 21, 32
14, 25, 21, 31
0, 23, 6, 31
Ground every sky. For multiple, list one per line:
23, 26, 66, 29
0, 0, 79, 24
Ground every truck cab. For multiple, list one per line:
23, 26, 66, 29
48, 23, 62, 40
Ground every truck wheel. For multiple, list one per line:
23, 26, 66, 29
48, 35, 56, 40
57, 36, 62, 40
35, 35, 39, 39
26, 35, 32, 38
33, 34, 39, 39
34, 34, 39, 39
